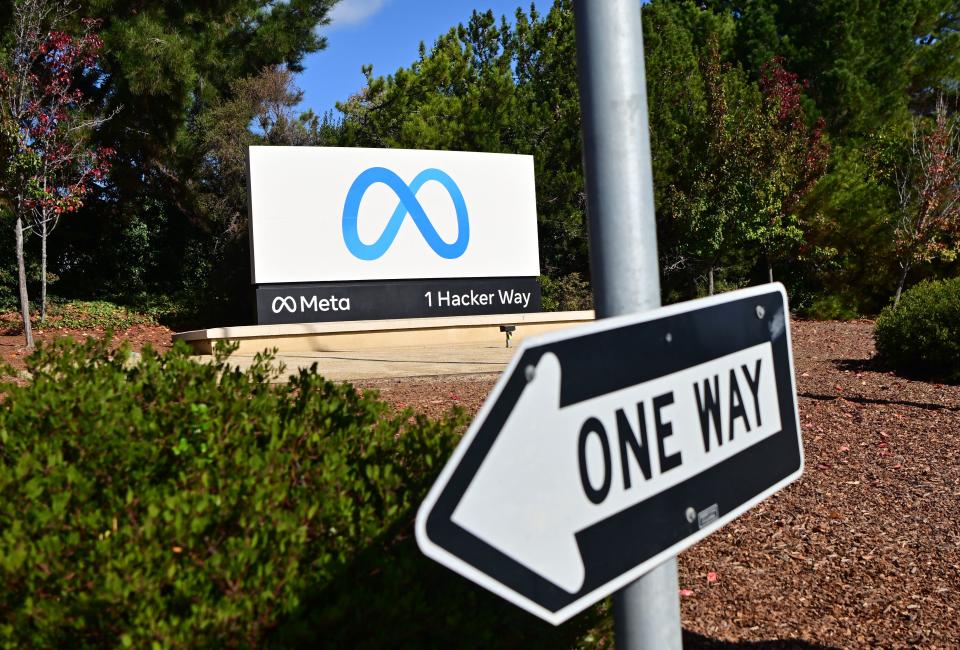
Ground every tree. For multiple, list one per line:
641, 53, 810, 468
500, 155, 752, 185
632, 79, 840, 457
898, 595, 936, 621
658, 35, 754, 295
699, 0, 960, 138
0, 0, 339, 313
1, 1, 104, 343
890, 97, 960, 305
185, 65, 323, 313
644, 2, 830, 296
22, 19, 114, 322
0, 1, 115, 345
743, 57, 830, 283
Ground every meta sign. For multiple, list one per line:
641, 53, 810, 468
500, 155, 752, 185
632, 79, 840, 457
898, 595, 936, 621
247, 147, 541, 324
417, 284, 803, 624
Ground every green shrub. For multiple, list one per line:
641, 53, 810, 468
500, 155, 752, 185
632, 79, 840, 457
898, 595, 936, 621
44, 300, 158, 329
803, 293, 861, 320
874, 277, 960, 383
539, 272, 594, 312
0, 339, 465, 647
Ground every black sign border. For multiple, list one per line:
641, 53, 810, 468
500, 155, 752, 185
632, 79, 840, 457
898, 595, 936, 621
424, 287, 802, 615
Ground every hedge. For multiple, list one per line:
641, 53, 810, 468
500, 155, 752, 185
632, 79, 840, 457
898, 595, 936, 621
0, 339, 606, 648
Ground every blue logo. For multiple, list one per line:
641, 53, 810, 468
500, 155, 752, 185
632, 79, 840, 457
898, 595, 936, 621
342, 167, 470, 260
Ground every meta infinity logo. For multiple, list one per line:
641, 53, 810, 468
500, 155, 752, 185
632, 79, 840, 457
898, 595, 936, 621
342, 167, 470, 260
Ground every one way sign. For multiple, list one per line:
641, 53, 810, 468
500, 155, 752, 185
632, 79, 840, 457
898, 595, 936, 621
416, 284, 803, 625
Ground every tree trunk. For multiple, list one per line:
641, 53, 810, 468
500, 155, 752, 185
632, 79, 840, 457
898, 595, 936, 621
40, 215, 47, 323
894, 263, 911, 308
16, 217, 33, 349
768, 261, 774, 284
708, 267, 715, 296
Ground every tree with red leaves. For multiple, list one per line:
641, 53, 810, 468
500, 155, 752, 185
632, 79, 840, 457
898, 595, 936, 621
744, 57, 831, 284
891, 96, 960, 306
0, 0, 115, 346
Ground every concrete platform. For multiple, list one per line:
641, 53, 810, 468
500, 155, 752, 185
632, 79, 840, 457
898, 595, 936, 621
190, 342, 521, 382
174, 311, 593, 355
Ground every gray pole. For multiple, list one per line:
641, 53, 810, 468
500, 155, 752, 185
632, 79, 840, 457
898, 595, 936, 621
572, 2, 683, 650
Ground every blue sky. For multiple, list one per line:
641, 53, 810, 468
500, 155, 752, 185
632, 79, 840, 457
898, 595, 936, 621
297, 0, 555, 117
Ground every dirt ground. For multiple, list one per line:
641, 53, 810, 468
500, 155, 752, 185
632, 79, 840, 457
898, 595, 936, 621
358, 320, 960, 650
1, 318, 956, 648
0, 323, 174, 373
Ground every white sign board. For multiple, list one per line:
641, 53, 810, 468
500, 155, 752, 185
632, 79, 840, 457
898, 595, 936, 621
247, 146, 541, 284
416, 284, 803, 625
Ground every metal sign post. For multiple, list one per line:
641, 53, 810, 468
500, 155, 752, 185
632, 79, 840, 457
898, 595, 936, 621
572, 2, 680, 648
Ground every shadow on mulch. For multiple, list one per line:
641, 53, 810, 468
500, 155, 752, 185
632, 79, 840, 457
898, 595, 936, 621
798, 390, 960, 412
834, 357, 880, 373
683, 630, 839, 649
834, 356, 960, 388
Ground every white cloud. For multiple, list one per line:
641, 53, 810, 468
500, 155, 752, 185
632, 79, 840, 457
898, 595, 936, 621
328, 0, 393, 27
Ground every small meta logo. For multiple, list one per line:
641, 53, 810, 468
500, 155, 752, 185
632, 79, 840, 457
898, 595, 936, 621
342, 167, 470, 260
272, 295, 351, 313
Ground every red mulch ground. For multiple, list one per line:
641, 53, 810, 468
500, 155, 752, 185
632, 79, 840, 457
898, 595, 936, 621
0, 323, 174, 373
357, 320, 960, 649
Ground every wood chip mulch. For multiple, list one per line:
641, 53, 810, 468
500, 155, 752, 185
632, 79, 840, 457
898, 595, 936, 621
0, 324, 174, 374
357, 319, 960, 649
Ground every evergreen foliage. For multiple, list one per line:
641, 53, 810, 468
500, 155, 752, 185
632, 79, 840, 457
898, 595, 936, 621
0, 0, 338, 322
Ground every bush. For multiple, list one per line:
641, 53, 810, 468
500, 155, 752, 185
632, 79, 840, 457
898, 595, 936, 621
874, 277, 960, 383
0, 339, 608, 648
539, 272, 594, 312
802, 293, 861, 321
0, 339, 464, 647
43, 300, 159, 329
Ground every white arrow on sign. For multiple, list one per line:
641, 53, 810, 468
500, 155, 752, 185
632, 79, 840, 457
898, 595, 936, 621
450, 342, 781, 594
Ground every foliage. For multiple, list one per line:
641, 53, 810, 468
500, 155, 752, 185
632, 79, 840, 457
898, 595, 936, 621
888, 97, 960, 304
0, 337, 471, 646
802, 293, 862, 321
661, 0, 960, 306
874, 276, 960, 383
0, 0, 116, 341
0, 298, 159, 333
645, 2, 829, 294
0, 0, 339, 320
41, 299, 156, 329
743, 57, 830, 280
180, 66, 332, 318
0, 0, 957, 320
701, 0, 960, 138
539, 272, 593, 312
9, 17, 114, 223
0, 338, 612, 647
